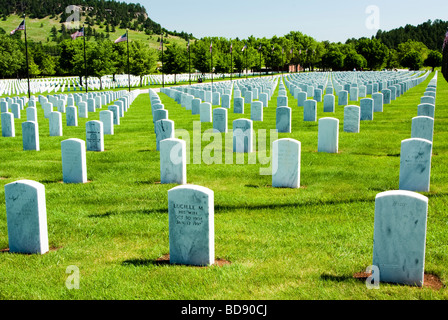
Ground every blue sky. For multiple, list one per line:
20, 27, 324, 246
130, 0, 448, 42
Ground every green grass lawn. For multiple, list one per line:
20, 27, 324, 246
0, 71, 447, 300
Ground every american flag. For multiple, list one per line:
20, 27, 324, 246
443, 29, 448, 50
114, 33, 127, 44
242, 44, 247, 52
258, 44, 262, 51
71, 27, 84, 40
210, 41, 213, 53
230, 43, 233, 53
10, 20, 25, 35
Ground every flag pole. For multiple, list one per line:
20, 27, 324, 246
230, 41, 233, 82
188, 39, 191, 86
126, 29, 130, 92
211, 41, 213, 91
245, 45, 248, 80
23, 14, 30, 99
83, 24, 87, 93
162, 30, 164, 88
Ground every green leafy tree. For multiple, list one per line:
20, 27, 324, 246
161, 43, 187, 84
354, 38, 389, 70
0, 35, 24, 78
401, 50, 423, 70
424, 50, 443, 71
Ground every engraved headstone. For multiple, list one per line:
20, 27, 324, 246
399, 138, 432, 192
318, 117, 339, 153
49, 111, 63, 136
155, 119, 175, 151
22, 121, 39, 151
66, 106, 78, 127
411, 116, 434, 142
61, 138, 87, 183
233, 119, 253, 153
213, 108, 228, 133
372, 190, 428, 287
1, 112, 15, 137
168, 185, 214, 266
272, 138, 300, 188
4, 180, 49, 254
99, 110, 114, 135
86, 120, 104, 152
160, 138, 187, 185
343, 105, 360, 133
276, 106, 291, 133
360, 98, 374, 121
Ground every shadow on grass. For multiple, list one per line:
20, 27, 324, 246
122, 254, 231, 268
88, 208, 167, 218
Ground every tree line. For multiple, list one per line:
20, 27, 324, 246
0, 27, 445, 83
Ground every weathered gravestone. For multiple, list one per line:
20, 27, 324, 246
221, 94, 230, 109
49, 111, 63, 136
99, 110, 114, 135
213, 108, 228, 133
304, 100, 317, 122
411, 116, 434, 142
272, 138, 301, 188
234, 97, 244, 114
382, 89, 391, 104
4, 180, 49, 254
42, 103, 53, 119
251, 101, 263, 121
338, 90, 348, 106
108, 105, 120, 125
343, 105, 360, 133
276, 106, 292, 133
372, 93, 384, 112
277, 95, 288, 108
86, 120, 104, 152
61, 138, 87, 184
372, 190, 428, 287
26, 107, 37, 122
233, 119, 253, 153
160, 138, 187, 185
323, 94, 335, 112
259, 92, 268, 108
66, 106, 78, 127
297, 92, 307, 107
200, 102, 212, 123
318, 117, 339, 153
360, 98, 374, 121
191, 98, 201, 115
417, 103, 435, 119
1, 112, 15, 137
155, 119, 175, 151
168, 185, 214, 266
399, 138, 432, 192
11, 103, 20, 119
78, 102, 88, 118
22, 121, 39, 151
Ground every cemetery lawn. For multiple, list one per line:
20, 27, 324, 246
1, 72, 448, 300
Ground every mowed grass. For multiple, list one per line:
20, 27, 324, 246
0, 71, 448, 300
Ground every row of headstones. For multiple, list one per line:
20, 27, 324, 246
3, 177, 429, 287
1, 90, 140, 151
399, 73, 438, 193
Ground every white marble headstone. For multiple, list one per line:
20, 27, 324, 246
168, 185, 214, 266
